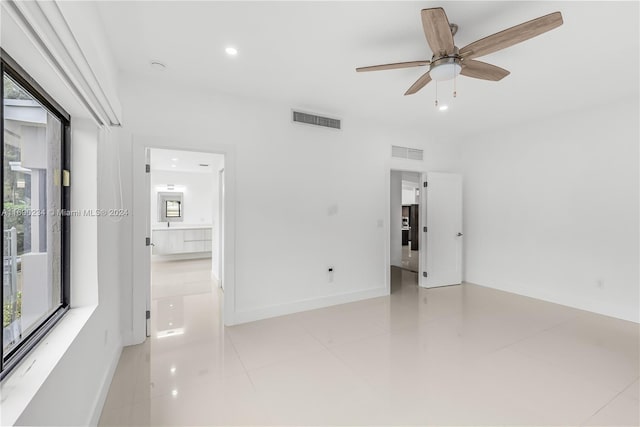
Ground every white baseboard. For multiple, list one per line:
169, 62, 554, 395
151, 252, 211, 262
231, 287, 389, 325
465, 280, 640, 324
87, 340, 123, 426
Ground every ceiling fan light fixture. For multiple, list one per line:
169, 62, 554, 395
429, 58, 462, 81
356, 8, 563, 97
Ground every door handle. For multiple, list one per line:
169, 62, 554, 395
457, 232, 463, 237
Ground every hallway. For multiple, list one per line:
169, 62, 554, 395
99, 263, 639, 426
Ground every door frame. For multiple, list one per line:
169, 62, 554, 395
387, 168, 428, 290
218, 168, 225, 290
128, 134, 237, 346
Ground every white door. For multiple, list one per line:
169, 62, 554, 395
420, 172, 463, 288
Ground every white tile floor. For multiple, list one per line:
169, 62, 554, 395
99, 261, 640, 426
401, 244, 419, 272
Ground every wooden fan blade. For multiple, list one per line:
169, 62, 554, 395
460, 60, 510, 81
356, 61, 430, 72
421, 8, 455, 56
460, 11, 563, 60
404, 71, 432, 95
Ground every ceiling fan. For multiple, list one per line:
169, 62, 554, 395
356, 8, 563, 96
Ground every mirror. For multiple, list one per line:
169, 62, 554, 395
158, 192, 184, 222
165, 200, 181, 218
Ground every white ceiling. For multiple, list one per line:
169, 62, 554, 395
97, 1, 639, 138
150, 148, 223, 173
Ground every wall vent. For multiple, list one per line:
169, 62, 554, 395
391, 145, 424, 161
292, 110, 341, 130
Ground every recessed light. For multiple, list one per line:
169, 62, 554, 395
439, 105, 449, 111
171, 158, 179, 161
171, 164, 176, 168
150, 61, 166, 71
171, 389, 178, 397
225, 47, 238, 56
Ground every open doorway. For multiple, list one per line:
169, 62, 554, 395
147, 148, 225, 339
390, 170, 422, 292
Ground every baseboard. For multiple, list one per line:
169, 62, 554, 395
231, 287, 389, 325
87, 339, 123, 426
151, 252, 211, 262
465, 280, 640, 324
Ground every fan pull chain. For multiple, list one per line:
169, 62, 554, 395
434, 80, 439, 107
453, 72, 457, 98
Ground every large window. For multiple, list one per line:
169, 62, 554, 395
1, 50, 70, 380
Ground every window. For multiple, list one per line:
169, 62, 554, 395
1, 50, 70, 380
165, 200, 181, 218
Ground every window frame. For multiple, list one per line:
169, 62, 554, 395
0, 49, 71, 381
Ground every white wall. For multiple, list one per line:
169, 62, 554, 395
118, 74, 461, 326
461, 97, 639, 323
401, 173, 420, 205
401, 187, 418, 205
151, 170, 214, 227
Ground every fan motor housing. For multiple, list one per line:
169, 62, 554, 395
429, 51, 462, 81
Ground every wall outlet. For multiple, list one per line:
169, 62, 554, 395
328, 267, 334, 283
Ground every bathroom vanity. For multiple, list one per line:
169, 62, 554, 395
151, 225, 212, 255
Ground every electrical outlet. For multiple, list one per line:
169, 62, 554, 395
328, 267, 334, 283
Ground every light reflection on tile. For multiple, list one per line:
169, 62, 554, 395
99, 262, 639, 426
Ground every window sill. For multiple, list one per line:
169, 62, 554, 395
0, 305, 96, 426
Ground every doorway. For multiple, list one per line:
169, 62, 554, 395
390, 170, 422, 291
146, 148, 225, 338
128, 137, 236, 346
388, 169, 464, 295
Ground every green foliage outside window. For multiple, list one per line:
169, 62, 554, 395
3, 291, 21, 328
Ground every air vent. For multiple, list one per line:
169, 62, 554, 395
391, 145, 424, 161
292, 110, 341, 130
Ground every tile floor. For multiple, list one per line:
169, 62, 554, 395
401, 245, 419, 272
99, 260, 640, 426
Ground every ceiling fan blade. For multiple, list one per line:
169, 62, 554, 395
460, 60, 510, 81
459, 11, 563, 60
421, 8, 455, 56
356, 60, 430, 72
404, 71, 432, 95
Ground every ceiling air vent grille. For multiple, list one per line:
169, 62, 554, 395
292, 110, 341, 130
392, 145, 424, 161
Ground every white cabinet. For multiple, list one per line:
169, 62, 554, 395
152, 227, 212, 255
